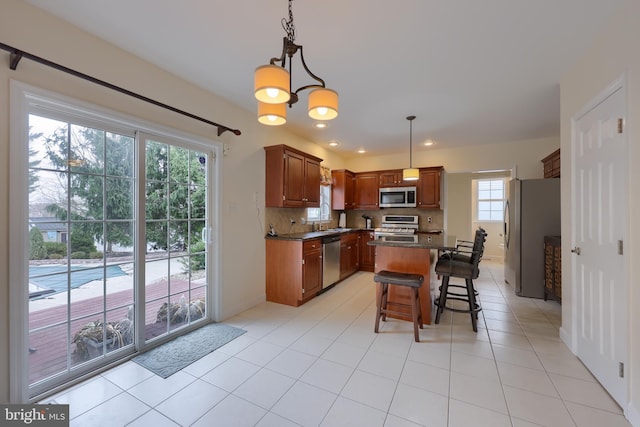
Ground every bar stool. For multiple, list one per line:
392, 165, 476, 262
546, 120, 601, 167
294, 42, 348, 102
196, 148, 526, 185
373, 270, 424, 342
434, 228, 486, 332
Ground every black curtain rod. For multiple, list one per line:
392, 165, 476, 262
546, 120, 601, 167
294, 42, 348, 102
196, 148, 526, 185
0, 42, 241, 137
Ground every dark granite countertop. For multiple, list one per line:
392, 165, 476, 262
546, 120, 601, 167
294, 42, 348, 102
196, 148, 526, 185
265, 228, 363, 241
368, 233, 458, 250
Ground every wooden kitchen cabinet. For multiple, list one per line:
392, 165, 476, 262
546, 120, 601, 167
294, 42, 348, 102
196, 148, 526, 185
302, 239, 323, 299
264, 145, 322, 208
266, 238, 322, 306
340, 232, 360, 279
378, 170, 405, 187
331, 169, 355, 210
359, 230, 376, 272
353, 172, 379, 209
544, 235, 561, 303
542, 149, 561, 178
417, 167, 442, 209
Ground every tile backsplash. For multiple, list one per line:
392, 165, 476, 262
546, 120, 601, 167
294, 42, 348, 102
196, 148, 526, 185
344, 208, 443, 231
264, 207, 443, 235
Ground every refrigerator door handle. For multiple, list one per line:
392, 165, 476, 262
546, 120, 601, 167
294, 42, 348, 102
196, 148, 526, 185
504, 200, 510, 249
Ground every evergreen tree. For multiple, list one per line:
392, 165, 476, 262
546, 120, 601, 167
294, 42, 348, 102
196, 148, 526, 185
29, 226, 48, 260
144, 142, 206, 250
28, 126, 43, 194
42, 124, 134, 252
40, 123, 206, 253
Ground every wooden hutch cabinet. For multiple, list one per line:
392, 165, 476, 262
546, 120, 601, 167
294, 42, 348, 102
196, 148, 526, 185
544, 235, 561, 303
417, 167, 442, 209
264, 145, 322, 208
542, 149, 561, 178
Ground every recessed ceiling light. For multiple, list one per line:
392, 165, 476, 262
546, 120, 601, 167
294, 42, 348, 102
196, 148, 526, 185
357, 148, 366, 154
424, 139, 434, 146
314, 122, 327, 129
329, 141, 339, 146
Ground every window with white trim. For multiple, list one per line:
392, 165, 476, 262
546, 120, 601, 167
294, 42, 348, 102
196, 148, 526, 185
307, 185, 331, 222
476, 179, 505, 221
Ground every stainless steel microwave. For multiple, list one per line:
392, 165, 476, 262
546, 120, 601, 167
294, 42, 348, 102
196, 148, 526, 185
379, 186, 417, 208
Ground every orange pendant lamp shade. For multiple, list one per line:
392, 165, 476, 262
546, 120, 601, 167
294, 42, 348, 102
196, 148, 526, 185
254, 65, 290, 104
257, 101, 287, 126
308, 88, 338, 120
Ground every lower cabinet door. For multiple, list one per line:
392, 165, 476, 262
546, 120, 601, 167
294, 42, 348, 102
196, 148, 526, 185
303, 247, 322, 298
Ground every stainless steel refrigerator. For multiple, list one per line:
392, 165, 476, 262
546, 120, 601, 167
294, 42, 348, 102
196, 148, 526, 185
504, 179, 560, 298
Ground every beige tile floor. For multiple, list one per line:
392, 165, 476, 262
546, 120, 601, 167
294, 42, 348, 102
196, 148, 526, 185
45, 260, 632, 426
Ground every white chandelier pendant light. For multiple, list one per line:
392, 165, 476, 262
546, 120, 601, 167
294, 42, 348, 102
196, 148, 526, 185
258, 101, 287, 126
403, 115, 420, 181
254, 0, 338, 126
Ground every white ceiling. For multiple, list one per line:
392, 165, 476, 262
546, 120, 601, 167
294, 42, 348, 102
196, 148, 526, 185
26, 0, 624, 158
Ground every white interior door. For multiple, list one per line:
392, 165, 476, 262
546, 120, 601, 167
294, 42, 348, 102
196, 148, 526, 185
573, 85, 627, 407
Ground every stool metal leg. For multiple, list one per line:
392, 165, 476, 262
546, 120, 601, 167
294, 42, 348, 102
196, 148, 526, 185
434, 275, 450, 325
380, 283, 389, 322
375, 283, 384, 333
416, 288, 423, 329
466, 278, 478, 332
411, 287, 421, 342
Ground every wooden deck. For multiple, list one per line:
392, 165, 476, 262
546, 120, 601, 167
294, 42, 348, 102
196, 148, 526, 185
28, 278, 206, 385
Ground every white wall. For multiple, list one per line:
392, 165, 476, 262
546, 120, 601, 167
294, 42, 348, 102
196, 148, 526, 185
560, 0, 639, 423
345, 136, 560, 176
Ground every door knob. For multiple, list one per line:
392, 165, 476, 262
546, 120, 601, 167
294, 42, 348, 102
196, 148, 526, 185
571, 247, 581, 255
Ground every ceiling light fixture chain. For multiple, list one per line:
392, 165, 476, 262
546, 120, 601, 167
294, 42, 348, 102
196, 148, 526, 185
254, 0, 338, 126
282, 0, 296, 44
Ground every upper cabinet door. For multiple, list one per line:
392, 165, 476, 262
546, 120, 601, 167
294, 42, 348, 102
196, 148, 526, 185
379, 170, 403, 187
331, 169, 355, 210
304, 157, 321, 207
417, 167, 442, 209
284, 149, 306, 206
354, 172, 379, 210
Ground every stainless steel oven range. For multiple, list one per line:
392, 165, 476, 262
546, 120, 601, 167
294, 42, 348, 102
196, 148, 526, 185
374, 215, 419, 243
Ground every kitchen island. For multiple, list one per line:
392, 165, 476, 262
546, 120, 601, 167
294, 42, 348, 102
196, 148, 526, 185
368, 234, 457, 325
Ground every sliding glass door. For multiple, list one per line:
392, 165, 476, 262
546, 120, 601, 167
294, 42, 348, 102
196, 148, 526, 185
27, 114, 137, 394
142, 136, 209, 343
20, 99, 214, 399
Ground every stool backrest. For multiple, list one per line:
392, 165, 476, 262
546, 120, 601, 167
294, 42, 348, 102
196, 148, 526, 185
469, 227, 487, 277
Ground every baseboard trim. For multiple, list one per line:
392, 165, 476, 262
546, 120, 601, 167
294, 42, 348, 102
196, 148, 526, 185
627, 402, 639, 427
220, 294, 266, 321
559, 326, 575, 353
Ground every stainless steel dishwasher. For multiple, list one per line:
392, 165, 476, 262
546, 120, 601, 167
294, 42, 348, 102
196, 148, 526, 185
322, 235, 341, 289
